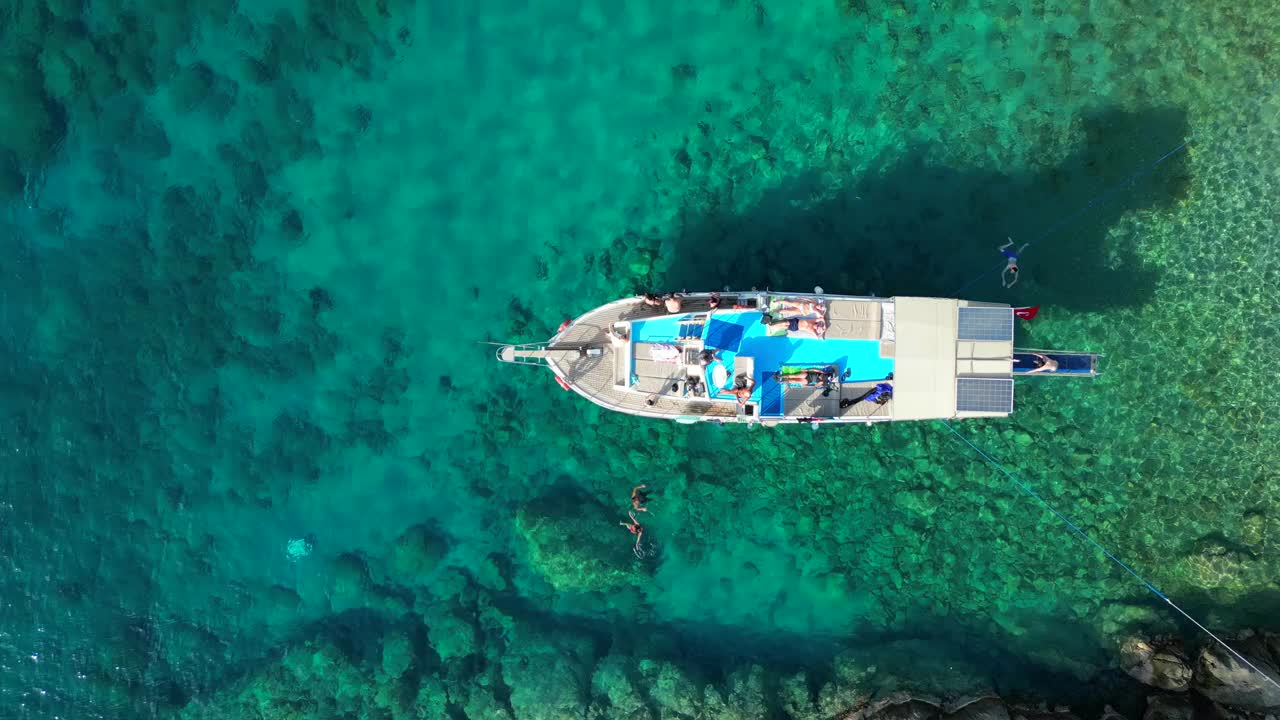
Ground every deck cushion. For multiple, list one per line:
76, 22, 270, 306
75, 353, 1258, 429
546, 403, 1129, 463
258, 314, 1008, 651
824, 300, 882, 340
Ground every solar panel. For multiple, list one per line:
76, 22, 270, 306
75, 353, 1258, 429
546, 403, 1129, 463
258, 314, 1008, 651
956, 378, 1014, 413
957, 307, 1014, 341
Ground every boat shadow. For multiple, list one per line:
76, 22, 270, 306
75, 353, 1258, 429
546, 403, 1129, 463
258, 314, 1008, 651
658, 106, 1191, 311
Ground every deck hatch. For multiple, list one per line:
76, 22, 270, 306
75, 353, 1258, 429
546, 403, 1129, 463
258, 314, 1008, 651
957, 307, 1013, 342
955, 378, 1014, 413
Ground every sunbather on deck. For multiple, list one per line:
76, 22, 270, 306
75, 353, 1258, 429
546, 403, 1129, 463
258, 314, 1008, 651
640, 292, 684, 313
774, 366, 838, 386
760, 313, 827, 339
1024, 352, 1059, 374
770, 299, 825, 318
727, 374, 756, 405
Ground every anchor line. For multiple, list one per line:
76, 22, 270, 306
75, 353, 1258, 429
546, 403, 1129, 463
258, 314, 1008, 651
940, 420, 1280, 692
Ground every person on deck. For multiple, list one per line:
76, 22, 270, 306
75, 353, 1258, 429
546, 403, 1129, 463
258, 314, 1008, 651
620, 512, 645, 551
771, 299, 825, 318
631, 485, 651, 512
605, 325, 629, 348
1000, 237, 1029, 288
1024, 352, 1060, 374
684, 374, 705, 397
774, 366, 838, 386
760, 313, 827, 339
839, 381, 893, 409
727, 373, 756, 405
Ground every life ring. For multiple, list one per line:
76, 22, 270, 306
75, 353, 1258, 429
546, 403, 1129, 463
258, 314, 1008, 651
555, 376, 571, 391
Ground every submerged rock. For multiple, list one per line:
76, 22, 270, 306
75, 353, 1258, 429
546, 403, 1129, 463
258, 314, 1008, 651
1119, 637, 1191, 691
516, 491, 644, 592
945, 696, 1010, 720
1141, 694, 1192, 720
853, 693, 941, 720
591, 655, 647, 719
391, 524, 450, 582
880, 700, 942, 720
0, 52, 67, 175
1098, 705, 1128, 720
1009, 707, 1080, 720
1191, 632, 1280, 710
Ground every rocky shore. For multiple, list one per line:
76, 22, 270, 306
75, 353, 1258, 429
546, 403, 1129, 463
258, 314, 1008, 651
848, 632, 1280, 720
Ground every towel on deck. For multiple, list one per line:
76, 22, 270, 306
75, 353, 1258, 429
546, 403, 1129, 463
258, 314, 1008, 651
648, 343, 681, 362
710, 363, 730, 388
768, 297, 822, 316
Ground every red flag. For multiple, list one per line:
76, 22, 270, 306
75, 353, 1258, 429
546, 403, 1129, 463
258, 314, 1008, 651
1014, 306, 1040, 321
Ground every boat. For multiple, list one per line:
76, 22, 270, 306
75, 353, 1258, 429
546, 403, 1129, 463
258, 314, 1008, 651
494, 291, 1101, 425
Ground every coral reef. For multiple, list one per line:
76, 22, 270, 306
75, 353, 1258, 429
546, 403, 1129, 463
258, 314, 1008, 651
516, 492, 648, 593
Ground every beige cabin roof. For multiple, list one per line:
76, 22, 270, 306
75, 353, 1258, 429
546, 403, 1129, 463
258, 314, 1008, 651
892, 297, 960, 420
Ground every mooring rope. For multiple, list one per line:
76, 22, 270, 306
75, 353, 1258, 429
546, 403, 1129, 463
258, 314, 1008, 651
950, 78, 1280, 297
940, 420, 1280, 691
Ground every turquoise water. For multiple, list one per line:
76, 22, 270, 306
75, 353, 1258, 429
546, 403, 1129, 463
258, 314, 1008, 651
2, 0, 1279, 717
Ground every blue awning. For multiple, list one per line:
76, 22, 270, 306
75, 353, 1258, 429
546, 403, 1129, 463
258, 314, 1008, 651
705, 319, 745, 352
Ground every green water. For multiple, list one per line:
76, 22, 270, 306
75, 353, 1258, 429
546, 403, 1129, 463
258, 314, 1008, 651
1, 0, 1278, 717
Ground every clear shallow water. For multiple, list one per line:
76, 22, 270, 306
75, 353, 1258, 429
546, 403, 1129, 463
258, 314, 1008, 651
1, 1, 1278, 718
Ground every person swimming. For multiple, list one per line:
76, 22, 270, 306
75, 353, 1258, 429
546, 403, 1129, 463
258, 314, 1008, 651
619, 511, 645, 551
1000, 237, 1029, 289
631, 484, 651, 512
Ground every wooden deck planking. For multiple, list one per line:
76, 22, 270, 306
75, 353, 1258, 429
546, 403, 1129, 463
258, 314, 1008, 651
546, 298, 737, 419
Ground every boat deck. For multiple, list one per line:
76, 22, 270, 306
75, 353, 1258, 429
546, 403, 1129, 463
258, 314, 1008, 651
538, 293, 897, 423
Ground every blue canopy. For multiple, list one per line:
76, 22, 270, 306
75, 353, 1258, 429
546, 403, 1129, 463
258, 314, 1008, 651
705, 319, 745, 352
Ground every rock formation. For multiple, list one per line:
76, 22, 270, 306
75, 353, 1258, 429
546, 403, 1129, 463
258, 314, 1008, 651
1190, 631, 1280, 711
1120, 636, 1192, 692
